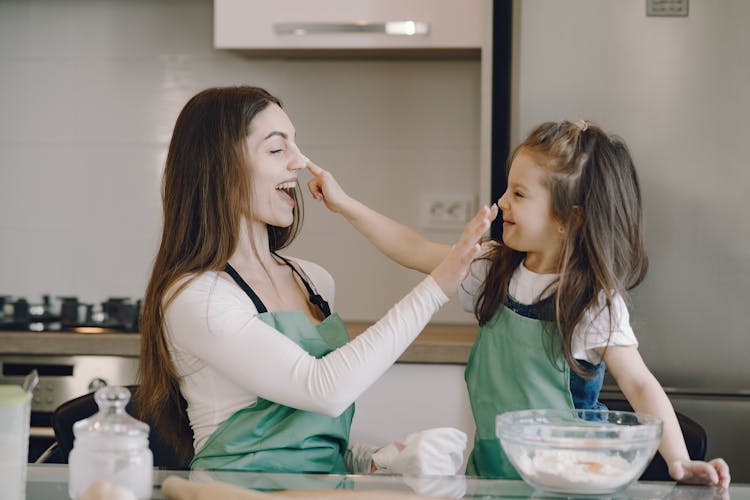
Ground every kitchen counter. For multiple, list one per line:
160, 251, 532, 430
24, 464, 747, 499
0, 322, 478, 363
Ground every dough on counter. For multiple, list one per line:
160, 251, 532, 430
80, 480, 138, 500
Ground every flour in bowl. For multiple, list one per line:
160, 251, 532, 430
515, 449, 637, 493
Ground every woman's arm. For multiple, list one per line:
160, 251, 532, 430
603, 346, 730, 487
169, 272, 447, 418
306, 162, 450, 274
168, 205, 496, 417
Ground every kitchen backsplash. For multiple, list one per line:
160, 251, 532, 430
0, 0, 480, 323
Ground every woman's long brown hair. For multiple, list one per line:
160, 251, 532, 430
135, 86, 303, 464
475, 121, 648, 377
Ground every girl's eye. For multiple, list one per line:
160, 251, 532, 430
514, 191, 523, 198
270, 149, 283, 155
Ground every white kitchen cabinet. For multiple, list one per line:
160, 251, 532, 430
350, 363, 475, 470
214, 0, 484, 53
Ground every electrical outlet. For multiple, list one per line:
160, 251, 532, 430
420, 194, 475, 230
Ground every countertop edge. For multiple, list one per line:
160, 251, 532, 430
0, 322, 479, 363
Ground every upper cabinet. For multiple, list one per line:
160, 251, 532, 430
214, 0, 485, 56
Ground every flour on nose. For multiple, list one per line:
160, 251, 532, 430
291, 143, 308, 161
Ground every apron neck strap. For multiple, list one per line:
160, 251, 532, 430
224, 262, 268, 313
272, 252, 331, 318
224, 256, 332, 318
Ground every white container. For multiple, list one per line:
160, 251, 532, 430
68, 386, 153, 500
0, 385, 30, 500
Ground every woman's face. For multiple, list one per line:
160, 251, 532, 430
244, 103, 306, 229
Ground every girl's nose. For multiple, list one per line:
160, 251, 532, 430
497, 191, 510, 211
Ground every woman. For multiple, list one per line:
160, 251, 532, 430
136, 86, 496, 474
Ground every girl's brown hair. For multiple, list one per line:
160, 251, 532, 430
135, 86, 303, 463
475, 121, 648, 376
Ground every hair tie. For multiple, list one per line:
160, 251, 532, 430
573, 120, 589, 132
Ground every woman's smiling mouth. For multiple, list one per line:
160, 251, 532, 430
275, 180, 297, 206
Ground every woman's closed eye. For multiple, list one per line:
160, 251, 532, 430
270, 149, 283, 155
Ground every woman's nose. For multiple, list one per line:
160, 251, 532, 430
289, 144, 310, 170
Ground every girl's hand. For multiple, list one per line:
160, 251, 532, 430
430, 204, 498, 297
669, 458, 731, 488
306, 161, 351, 213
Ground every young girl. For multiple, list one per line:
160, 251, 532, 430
306, 120, 730, 487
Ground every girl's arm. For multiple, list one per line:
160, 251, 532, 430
603, 346, 731, 488
306, 162, 451, 274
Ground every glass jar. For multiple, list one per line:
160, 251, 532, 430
68, 386, 153, 500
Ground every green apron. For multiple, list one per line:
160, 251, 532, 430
464, 305, 574, 478
191, 260, 354, 474
191, 311, 353, 473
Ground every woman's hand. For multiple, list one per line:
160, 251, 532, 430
430, 204, 498, 297
306, 161, 352, 214
669, 458, 731, 488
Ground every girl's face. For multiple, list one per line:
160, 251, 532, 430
244, 103, 306, 229
498, 149, 564, 273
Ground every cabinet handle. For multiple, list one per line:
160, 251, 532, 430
274, 21, 430, 36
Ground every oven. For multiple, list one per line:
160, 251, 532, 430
0, 354, 139, 462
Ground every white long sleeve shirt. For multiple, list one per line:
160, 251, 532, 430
163, 257, 448, 454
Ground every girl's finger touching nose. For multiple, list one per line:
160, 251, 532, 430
306, 162, 324, 176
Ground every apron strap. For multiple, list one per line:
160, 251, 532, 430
224, 262, 268, 313
224, 257, 332, 318
505, 294, 555, 321
273, 252, 332, 318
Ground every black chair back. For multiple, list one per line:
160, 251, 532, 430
52, 385, 186, 469
600, 398, 707, 481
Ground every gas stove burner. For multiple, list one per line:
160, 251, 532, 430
0, 295, 141, 333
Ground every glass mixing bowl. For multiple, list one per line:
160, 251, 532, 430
496, 409, 663, 495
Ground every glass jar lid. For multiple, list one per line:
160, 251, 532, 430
72, 386, 149, 443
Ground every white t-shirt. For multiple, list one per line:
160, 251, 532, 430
163, 257, 448, 454
458, 245, 638, 365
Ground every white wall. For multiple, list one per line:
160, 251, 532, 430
0, 0, 480, 324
